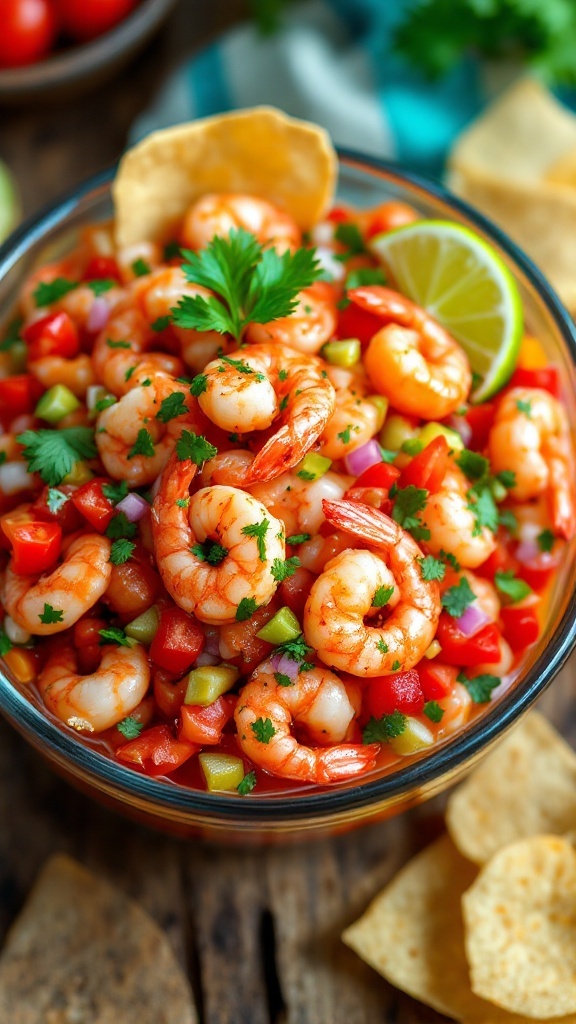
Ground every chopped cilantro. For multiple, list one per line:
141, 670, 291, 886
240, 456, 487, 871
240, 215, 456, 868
190, 374, 208, 397
237, 770, 257, 795
251, 717, 276, 743
286, 533, 311, 546
278, 368, 289, 381
468, 485, 499, 535
440, 549, 461, 571
156, 392, 188, 423
151, 315, 171, 333
132, 258, 151, 277
377, 638, 389, 654
337, 424, 353, 445
95, 395, 116, 412
538, 529, 555, 553
516, 399, 532, 416
102, 479, 128, 504
109, 538, 136, 565
176, 430, 217, 465
191, 540, 228, 566
373, 584, 394, 608
105, 513, 137, 541
175, 497, 189, 508
124, 366, 136, 383
241, 518, 270, 561
274, 634, 313, 664
163, 240, 181, 261
99, 626, 135, 648
334, 222, 366, 257
117, 716, 143, 739
497, 469, 516, 489
0, 317, 23, 351
106, 338, 131, 349
456, 449, 489, 480
17, 427, 97, 487
392, 485, 430, 541
87, 279, 115, 296
362, 710, 406, 743
499, 509, 518, 532
441, 577, 476, 617
0, 628, 12, 656
494, 570, 532, 603
418, 555, 446, 581
344, 266, 386, 290
380, 447, 398, 463
39, 603, 64, 625
127, 429, 155, 460
274, 672, 294, 687
424, 701, 445, 722
236, 597, 259, 622
271, 556, 301, 582
46, 488, 68, 514
296, 469, 315, 481
33, 278, 78, 307
458, 671, 500, 703
391, 660, 401, 672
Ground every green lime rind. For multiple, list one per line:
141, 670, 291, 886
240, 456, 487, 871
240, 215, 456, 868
0, 159, 21, 246
369, 219, 524, 403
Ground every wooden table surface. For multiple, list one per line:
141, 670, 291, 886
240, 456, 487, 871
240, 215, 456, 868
2, 5, 576, 1021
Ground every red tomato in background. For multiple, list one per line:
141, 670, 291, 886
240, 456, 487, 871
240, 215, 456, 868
0, 0, 56, 68
56, 0, 138, 41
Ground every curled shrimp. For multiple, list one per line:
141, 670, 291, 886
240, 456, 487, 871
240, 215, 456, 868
181, 194, 301, 252
318, 383, 380, 462
2, 534, 112, 635
197, 344, 335, 484
304, 500, 441, 677
250, 468, 350, 537
421, 463, 497, 568
95, 374, 198, 487
234, 661, 379, 784
38, 642, 150, 732
245, 282, 337, 354
152, 453, 286, 624
28, 354, 96, 399
92, 307, 184, 396
348, 286, 471, 419
488, 387, 576, 539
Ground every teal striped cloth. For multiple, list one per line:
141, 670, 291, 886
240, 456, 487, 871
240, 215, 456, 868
132, 0, 519, 177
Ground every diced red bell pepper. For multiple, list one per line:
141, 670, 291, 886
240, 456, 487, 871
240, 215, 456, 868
516, 548, 560, 591
336, 301, 383, 345
365, 669, 425, 718
476, 538, 517, 581
0, 374, 43, 421
326, 206, 352, 223
116, 724, 197, 776
464, 403, 495, 451
363, 201, 419, 239
435, 613, 501, 666
179, 695, 237, 745
399, 435, 451, 494
24, 311, 79, 361
418, 661, 459, 700
71, 478, 115, 531
0, 518, 62, 575
500, 604, 540, 651
83, 255, 121, 282
149, 607, 205, 675
31, 484, 84, 533
153, 669, 189, 718
509, 366, 561, 399
353, 462, 401, 490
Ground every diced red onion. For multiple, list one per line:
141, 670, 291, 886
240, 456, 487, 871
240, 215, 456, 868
344, 438, 383, 477
204, 630, 221, 656
515, 539, 541, 564
315, 246, 346, 282
455, 601, 491, 637
0, 462, 36, 495
116, 492, 150, 522
196, 652, 220, 668
446, 414, 472, 447
310, 222, 335, 246
269, 653, 300, 680
86, 297, 110, 333
10, 414, 36, 434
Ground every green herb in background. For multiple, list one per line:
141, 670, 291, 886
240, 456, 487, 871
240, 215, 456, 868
247, 0, 293, 34
394, 0, 576, 85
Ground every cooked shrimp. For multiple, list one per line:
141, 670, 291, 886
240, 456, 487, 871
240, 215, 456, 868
28, 354, 96, 398
116, 241, 162, 283
436, 681, 472, 738
152, 453, 286, 624
92, 307, 184, 396
2, 534, 112, 635
38, 642, 150, 732
463, 570, 500, 621
488, 387, 576, 539
250, 468, 350, 537
304, 500, 441, 676
95, 374, 198, 486
421, 463, 497, 568
318, 384, 380, 461
181, 194, 301, 252
234, 661, 379, 783
348, 286, 471, 419
197, 344, 335, 484
200, 450, 255, 488
245, 282, 337, 354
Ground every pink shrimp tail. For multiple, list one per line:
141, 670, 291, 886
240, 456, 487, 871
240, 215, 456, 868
347, 285, 416, 324
316, 743, 379, 784
245, 424, 308, 484
322, 499, 400, 548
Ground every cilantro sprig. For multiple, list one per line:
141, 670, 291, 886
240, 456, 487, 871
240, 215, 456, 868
171, 228, 322, 340
362, 710, 406, 744
17, 428, 97, 487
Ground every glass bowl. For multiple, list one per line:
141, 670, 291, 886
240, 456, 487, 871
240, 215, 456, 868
1, 153, 576, 845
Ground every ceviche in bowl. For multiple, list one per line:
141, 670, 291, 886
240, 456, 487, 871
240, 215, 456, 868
0, 108, 575, 843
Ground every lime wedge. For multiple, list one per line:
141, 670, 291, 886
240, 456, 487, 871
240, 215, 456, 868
0, 159, 20, 246
370, 220, 523, 403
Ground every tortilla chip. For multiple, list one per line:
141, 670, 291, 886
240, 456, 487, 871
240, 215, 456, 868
0, 854, 196, 1024
463, 835, 576, 1019
446, 712, 576, 865
545, 148, 576, 187
343, 834, 576, 1024
113, 106, 337, 248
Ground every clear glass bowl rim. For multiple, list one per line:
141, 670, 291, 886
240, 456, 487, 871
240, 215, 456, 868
1, 150, 576, 824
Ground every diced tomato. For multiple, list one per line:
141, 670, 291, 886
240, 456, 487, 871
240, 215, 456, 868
218, 599, 279, 674
116, 724, 197, 776
0, 518, 62, 575
31, 484, 84, 533
71, 478, 115, 531
435, 614, 501, 666
476, 538, 517, 581
500, 604, 540, 651
326, 206, 351, 223
105, 553, 162, 620
0, 506, 32, 550
418, 661, 459, 700
279, 566, 315, 620
354, 462, 400, 490
149, 607, 205, 675
153, 669, 189, 718
336, 301, 383, 345
363, 201, 419, 239
464, 403, 495, 451
83, 255, 121, 282
365, 669, 425, 718
74, 615, 108, 648
399, 435, 451, 493
0, 374, 42, 421
179, 695, 237, 745
0, 0, 56, 68
24, 311, 79, 361
509, 366, 561, 399
516, 548, 560, 591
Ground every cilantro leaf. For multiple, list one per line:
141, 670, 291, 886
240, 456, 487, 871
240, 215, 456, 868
190, 374, 208, 397
117, 716, 143, 739
46, 488, 68, 514
191, 540, 228, 566
101, 479, 128, 505
274, 672, 294, 687
424, 701, 445, 723
156, 392, 188, 423
39, 603, 64, 625
392, 485, 430, 541
236, 597, 259, 622
0, 627, 13, 656
286, 533, 311, 546
377, 638, 389, 654
418, 555, 446, 581
440, 548, 460, 572
517, 398, 532, 416
441, 577, 476, 617
274, 634, 312, 663
151, 315, 171, 333
132, 258, 151, 277
127, 428, 155, 460
107, 338, 131, 349
494, 570, 532, 604
17, 428, 97, 487
247, 244, 322, 324
176, 430, 218, 465
99, 626, 135, 647
344, 266, 386, 290
95, 395, 116, 412
33, 278, 78, 307
237, 770, 257, 795
380, 447, 398, 463
109, 538, 136, 565
373, 584, 394, 608
468, 485, 499, 535
241, 518, 270, 561
499, 509, 518, 532
270, 556, 301, 582
334, 222, 366, 256
87, 279, 115, 296
458, 671, 500, 704
538, 529, 555, 553
362, 710, 406, 743
105, 513, 137, 541
456, 449, 489, 480
251, 717, 276, 743
497, 469, 516, 489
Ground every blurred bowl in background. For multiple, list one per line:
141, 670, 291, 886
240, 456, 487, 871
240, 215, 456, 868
0, 0, 179, 104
